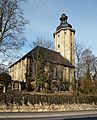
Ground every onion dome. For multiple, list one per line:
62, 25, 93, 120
56, 13, 72, 31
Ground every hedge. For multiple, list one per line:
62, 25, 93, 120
0, 91, 97, 106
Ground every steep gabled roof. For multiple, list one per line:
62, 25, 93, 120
9, 46, 74, 68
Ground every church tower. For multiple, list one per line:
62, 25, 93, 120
53, 13, 75, 90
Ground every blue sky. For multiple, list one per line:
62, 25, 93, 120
21, 0, 97, 56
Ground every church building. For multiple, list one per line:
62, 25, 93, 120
9, 13, 75, 92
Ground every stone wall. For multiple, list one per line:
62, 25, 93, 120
9, 57, 28, 82
0, 103, 97, 112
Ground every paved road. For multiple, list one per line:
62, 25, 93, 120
0, 116, 97, 120
0, 110, 97, 120
0, 117, 64, 120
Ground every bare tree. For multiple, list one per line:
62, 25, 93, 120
81, 49, 97, 77
74, 40, 85, 94
30, 36, 54, 49
0, 63, 8, 73
27, 37, 54, 92
80, 49, 97, 94
75, 39, 97, 94
0, 0, 28, 61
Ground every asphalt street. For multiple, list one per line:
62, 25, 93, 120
0, 117, 64, 120
0, 116, 97, 120
0, 110, 97, 120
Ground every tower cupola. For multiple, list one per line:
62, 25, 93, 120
56, 13, 72, 31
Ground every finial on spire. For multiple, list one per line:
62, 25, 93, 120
62, 10, 64, 13
60, 13, 68, 23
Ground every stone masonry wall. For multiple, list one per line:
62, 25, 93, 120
0, 103, 97, 112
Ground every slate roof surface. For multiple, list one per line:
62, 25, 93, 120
9, 46, 74, 68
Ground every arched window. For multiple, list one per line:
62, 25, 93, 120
58, 44, 60, 48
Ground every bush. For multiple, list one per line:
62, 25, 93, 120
0, 92, 97, 106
